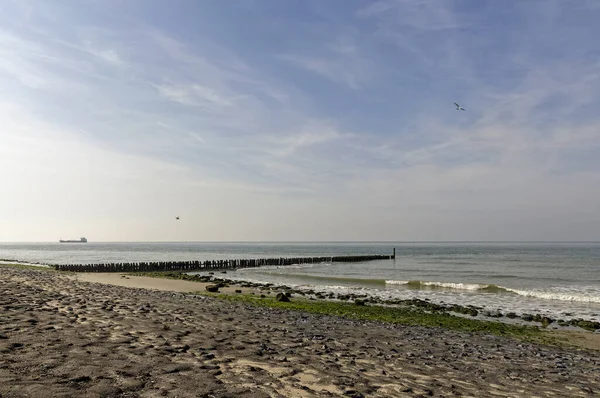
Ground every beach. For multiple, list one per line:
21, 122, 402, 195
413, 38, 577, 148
1, 265, 600, 397
3, 242, 600, 325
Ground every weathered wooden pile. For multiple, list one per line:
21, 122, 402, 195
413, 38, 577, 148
52, 250, 396, 273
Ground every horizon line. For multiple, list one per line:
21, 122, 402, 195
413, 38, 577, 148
2, 240, 600, 244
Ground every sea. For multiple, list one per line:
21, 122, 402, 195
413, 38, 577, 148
1, 242, 600, 323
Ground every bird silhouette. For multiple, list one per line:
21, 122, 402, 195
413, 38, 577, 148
454, 102, 466, 111
175, 216, 180, 220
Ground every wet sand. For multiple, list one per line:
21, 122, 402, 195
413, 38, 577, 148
1, 265, 599, 397
75, 272, 257, 294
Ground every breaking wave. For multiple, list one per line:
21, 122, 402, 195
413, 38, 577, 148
503, 288, 600, 304
385, 280, 509, 292
384, 280, 600, 303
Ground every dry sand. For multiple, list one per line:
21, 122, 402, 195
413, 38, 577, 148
1, 265, 600, 397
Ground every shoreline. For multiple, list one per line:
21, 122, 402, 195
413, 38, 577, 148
130, 270, 600, 333
4, 262, 600, 333
2, 252, 600, 326
71, 269, 600, 350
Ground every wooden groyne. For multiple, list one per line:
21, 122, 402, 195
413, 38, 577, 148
51, 250, 396, 273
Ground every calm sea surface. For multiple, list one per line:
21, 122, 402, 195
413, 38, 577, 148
2, 242, 599, 322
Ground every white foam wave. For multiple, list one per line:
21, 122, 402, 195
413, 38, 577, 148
385, 280, 489, 291
420, 281, 489, 291
506, 288, 600, 303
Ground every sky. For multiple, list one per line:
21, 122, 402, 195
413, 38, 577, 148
1, 0, 600, 242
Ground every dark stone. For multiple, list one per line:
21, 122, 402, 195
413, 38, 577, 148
344, 390, 365, 398
354, 299, 366, 306
163, 363, 193, 374
205, 285, 219, 293
70, 375, 92, 383
276, 293, 290, 302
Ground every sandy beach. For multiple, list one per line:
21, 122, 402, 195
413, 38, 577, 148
75, 272, 258, 294
1, 266, 599, 397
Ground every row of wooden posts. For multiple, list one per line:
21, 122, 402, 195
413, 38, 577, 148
52, 249, 396, 273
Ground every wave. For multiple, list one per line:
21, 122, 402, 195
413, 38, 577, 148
384, 280, 600, 303
504, 288, 600, 304
385, 280, 507, 292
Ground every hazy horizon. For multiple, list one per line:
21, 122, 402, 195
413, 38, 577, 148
3, 240, 600, 245
2, 1, 600, 242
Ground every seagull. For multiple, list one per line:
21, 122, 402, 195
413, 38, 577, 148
454, 102, 465, 111
175, 216, 180, 220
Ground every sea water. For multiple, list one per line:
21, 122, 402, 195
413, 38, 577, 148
1, 242, 599, 322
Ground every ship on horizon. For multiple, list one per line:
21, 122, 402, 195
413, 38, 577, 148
59, 237, 87, 243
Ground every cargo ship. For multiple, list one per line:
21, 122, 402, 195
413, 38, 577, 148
59, 237, 88, 243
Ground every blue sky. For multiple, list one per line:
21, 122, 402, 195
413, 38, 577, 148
1, 0, 600, 241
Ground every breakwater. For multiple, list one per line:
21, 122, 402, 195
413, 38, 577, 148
52, 250, 396, 273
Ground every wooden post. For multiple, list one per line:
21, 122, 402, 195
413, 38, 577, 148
393, 248, 396, 259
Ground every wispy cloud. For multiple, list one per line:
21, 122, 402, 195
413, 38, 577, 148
280, 54, 365, 89
357, 0, 463, 31
1, 1, 600, 241
155, 83, 235, 110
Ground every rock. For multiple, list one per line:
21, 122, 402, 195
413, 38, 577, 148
235, 289, 242, 293
162, 363, 193, 374
344, 390, 365, 398
69, 375, 92, 383
205, 285, 219, 293
354, 299, 366, 306
276, 293, 290, 302
576, 320, 600, 330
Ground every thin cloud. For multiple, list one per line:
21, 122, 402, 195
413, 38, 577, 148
280, 54, 363, 89
154, 83, 235, 110
1, 1, 600, 241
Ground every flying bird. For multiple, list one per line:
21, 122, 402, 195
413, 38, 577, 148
175, 216, 180, 220
454, 102, 465, 111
